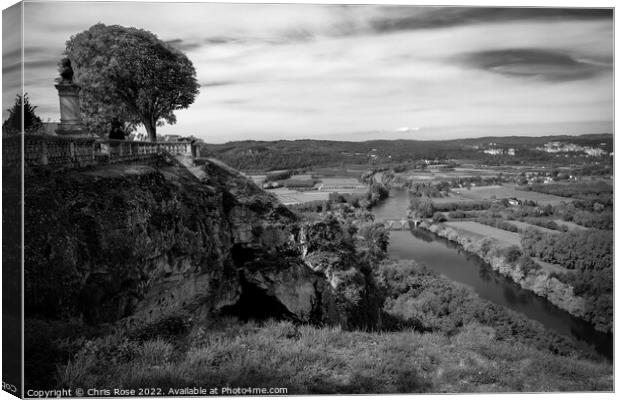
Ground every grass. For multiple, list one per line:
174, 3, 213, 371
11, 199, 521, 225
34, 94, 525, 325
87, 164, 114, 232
443, 221, 522, 247
508, 220, 558, 234
308, 167, 367, 178
456, 184, 572, 206
56, 318, 612, 394
403, 168, 500, 183
553, 219, 589, 232
438, 221, 567, 274
266, 188, 330, 205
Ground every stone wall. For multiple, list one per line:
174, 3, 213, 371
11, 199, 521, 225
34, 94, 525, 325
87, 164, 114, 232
3, 135, 194, 169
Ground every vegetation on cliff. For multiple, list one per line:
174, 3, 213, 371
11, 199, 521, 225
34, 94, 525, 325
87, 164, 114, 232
53, 261, 612, 393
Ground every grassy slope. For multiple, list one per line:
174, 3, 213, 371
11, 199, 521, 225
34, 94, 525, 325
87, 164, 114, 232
55, 260, 612, 394
57, 318, 611, 394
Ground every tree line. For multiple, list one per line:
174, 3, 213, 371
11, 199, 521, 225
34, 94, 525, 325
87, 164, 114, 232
521, 228, 612, 333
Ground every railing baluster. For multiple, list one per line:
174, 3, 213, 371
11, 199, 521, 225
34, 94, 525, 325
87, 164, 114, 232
9, 137, 197, 168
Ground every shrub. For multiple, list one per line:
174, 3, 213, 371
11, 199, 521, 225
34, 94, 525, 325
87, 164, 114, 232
137, 338, 174, 365
518, 255, 541, 275
128, 311, 192, 342
264, 170, 292, 182
447, 211, 467, 219
432, 212, 446, 223
503, 246, 522, 264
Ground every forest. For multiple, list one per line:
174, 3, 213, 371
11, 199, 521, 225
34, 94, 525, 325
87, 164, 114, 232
199, 134, 612, 171
376, 261, 582, 357
521, 228, 613, 333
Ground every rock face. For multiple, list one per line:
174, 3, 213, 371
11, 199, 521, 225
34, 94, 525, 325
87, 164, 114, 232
24, 156, 377, 329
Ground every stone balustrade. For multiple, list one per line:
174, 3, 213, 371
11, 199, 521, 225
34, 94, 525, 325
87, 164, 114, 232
2, 135, 195, 169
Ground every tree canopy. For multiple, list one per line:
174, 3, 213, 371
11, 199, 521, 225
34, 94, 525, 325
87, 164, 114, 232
3, 93, 43, 135
65, 23, 199, 141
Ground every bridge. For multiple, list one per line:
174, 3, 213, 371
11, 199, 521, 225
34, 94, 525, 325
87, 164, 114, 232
379, 218, 421, 231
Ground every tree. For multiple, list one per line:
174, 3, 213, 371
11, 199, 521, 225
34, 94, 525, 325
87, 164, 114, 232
409, 196, 434, 219
369, 182, 389, 203
65, 23, 199, 141
3, 93, 43, 134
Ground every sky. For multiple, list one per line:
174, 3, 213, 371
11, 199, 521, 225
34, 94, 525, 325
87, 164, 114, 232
2, 1, 614, 142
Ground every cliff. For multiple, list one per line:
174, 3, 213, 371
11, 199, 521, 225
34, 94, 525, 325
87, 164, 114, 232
24, 155, 379, 329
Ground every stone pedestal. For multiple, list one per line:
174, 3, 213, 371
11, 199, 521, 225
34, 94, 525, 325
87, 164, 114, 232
55, 82, 84, 137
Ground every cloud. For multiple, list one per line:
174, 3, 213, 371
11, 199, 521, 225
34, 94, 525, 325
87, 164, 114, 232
11, 2, 614, 142
165, 39, 204, 52
395, 127, 420, 132
200, 80, 237, 87
458, 48, 612, 82
368, 7, 612, 34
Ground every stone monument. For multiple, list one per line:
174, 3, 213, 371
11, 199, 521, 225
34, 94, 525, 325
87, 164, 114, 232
55, 58, 85, 137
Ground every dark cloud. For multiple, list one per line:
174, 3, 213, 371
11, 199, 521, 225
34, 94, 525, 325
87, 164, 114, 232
204, 36, 241, 45
279, 28, 315, 43
165, 38, 203, 52
458, 48, 612, 82
200, 80, 237, 87
168, 33, 313, 52
2, 62, 21, 76
370, 7, 612, 33
25, 59, 57, 70
3, 48, 22, 61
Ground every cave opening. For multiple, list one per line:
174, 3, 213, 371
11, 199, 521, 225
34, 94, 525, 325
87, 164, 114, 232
221, 275, 296, 322
231, 244, 258, 267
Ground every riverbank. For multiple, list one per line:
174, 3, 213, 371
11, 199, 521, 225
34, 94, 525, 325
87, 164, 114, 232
418, 221, 609, 333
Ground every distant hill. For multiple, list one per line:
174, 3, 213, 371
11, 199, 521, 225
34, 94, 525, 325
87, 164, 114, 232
200, 134, 613, 171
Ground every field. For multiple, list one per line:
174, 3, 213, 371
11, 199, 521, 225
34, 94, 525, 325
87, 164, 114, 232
442, 221, 566, 274
553, 219, 589, 231
443, 221, 521, 247
400, 167, 517, 183
508, 220, 558, 234
308, 165, 370, 178
430, 194, 474, 204
245, 174, 267, 186
317, 177, 367, 192
533, 258, 567, 275
267, 188, 329, 205
452, 184, 572, 206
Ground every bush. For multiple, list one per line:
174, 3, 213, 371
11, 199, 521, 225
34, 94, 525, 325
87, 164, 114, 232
503, 246, 522, 264
518, 255, 541, 275
432, 212, 446, 223
137, 338, 174, 365
264, 170, 292, 182
475, 217, 518, 232
128, 311, 192, 342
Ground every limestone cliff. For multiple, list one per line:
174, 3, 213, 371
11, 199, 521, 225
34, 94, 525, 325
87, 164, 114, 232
24, 156, 378, 329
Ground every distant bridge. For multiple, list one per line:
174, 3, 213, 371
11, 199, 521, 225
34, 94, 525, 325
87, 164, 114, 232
379, 218, 421, 231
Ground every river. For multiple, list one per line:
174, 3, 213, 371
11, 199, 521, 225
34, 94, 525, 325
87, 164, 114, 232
372, 189, 612, 360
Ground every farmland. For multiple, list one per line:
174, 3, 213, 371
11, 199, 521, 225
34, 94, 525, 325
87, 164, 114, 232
454, 184, 572, 205
267, 187, 330, 205
553, 219, 589, 231
443, 221, 521, 247
508, 220, 559, 235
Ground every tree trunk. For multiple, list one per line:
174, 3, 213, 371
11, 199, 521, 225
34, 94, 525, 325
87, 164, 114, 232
144, 120, 157, 142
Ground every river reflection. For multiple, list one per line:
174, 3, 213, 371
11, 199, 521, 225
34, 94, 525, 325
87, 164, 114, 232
373, 189, 613, 360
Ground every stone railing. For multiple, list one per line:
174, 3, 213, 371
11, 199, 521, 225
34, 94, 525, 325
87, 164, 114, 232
2, 135, 194, 169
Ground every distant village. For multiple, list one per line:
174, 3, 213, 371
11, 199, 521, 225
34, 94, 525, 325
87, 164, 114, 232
475, 141, 611, 157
